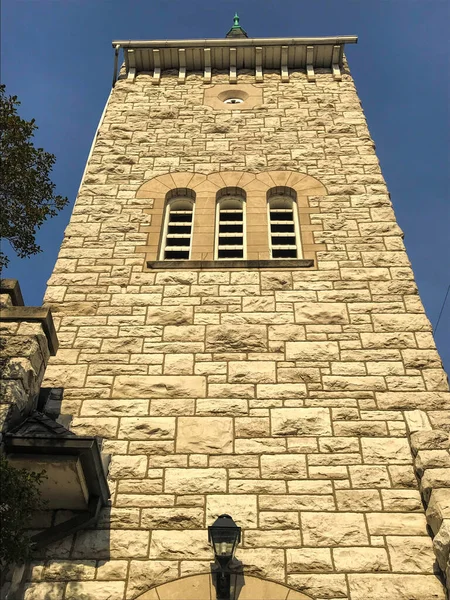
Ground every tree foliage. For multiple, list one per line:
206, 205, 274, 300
0, 84, 68, 270
0, 454, 45, 567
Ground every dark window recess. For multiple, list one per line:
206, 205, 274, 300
217, 205, 244, 259
272, 247, 297, 258
165, 249, 190, 259
269, 206, 297, 259
218, 248, 244, 259
168, 224, 191, 234
164, 206, 193, 260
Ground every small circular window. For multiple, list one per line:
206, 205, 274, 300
223, 98, 244, 104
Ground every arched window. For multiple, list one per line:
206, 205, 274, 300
160, 189, 195, 260
267, 187, 301, 259
215, 188, 246, 259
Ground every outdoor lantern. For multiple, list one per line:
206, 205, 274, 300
208, 514, 241, 599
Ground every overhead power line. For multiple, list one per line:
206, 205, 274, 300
434, 283, 450, 335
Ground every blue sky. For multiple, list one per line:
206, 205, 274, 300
2, 0, 449, 372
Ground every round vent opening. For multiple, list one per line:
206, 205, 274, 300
223, 98, 244, 104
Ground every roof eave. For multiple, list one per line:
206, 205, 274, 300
112, 35, 358, 48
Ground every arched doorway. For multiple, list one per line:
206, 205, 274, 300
134, 573, 312, 600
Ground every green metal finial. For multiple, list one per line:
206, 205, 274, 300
225, 12, 248, 38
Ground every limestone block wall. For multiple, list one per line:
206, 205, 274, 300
27, 64, 450, 600
0, 280, 55, 433
406, 410, 450, 587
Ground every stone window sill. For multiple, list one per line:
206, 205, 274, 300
147, 259, 314, 270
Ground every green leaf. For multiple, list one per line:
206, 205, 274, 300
0, 454, 46, 567
0, 84, 69, 270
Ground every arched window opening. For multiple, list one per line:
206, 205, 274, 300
267, 187, 301, 259
160, 189, 195, 260
215, 188, 246, 259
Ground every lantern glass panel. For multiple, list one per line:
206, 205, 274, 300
211, 528, 238, 558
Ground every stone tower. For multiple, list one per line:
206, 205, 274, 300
32, 17, 449, 600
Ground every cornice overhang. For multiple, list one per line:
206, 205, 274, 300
111, 35, 358, 85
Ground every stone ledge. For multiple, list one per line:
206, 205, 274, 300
0, 278, 24, 306
147, 259, 314, 270
0, 306, 58, 355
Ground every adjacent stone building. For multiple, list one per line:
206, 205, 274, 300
17, 18, 450, 600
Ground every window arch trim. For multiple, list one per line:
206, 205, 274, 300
137, 170, 327, 268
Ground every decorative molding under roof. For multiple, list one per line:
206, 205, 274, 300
111, 35, 358, 86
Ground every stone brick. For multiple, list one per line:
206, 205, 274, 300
23, 584, 65, 600
109, 455, 147, 479
268, 324, 306, 341
348, 574, 445, 600
237, 548, 285, 581
234, 438, 287, 454
228, 361, 276, 383
336, 490, 382, 511
95, 560, 128, 580
323, 375, 386, 391
73, 530, 149, 559
163, 325, 205, 342
302, 512, 368, 546
349, 466, 391, 488
206, 494, 257, 528
205, 325, 267, 352
287, 574, 348, 599
244, 529, 301, 548
164, 353, 193, 375
333, 547, 389, 572
294, 302, 348, 324
376, 391, 450, 410
261, 454, 307, 479
127, 561, 178, 598
286, 548, 333, 573
387, 536, 436, 573
176, 417, 233, 453
366, 513, 427, 535
360, 332, 416, 349
141, 507, 203, 529
373, 314, 432, 332
80, 399, 149, 416
147, 306, 193, 325
208, 383, 254, 398
150, 531, 211, 560
40, 560, 96, 580
286, 341, 339, 361
70, 417, 118, 438
112, 375, 206, 398
361, 437, 412, 464
65, 581, 125, 600
257, 383, 307, 399
271, 408, 332, 436
381, 489, 422, 511
43, 364, 88, 388
118, 417, 175, 439
164, 468, 226, 493
229, 479, 286, 494
235, 417, 270, 438
260, 511, 299, 529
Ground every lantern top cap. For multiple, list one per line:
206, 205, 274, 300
211, 514, 239, 528
208, 513, 241, 546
